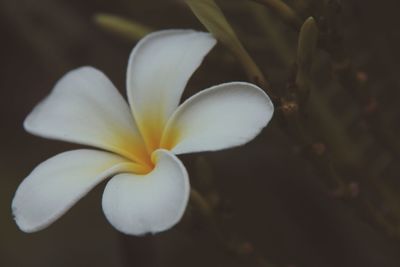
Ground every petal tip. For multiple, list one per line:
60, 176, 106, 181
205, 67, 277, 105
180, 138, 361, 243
11, 198, 41, 233
165, 81, 275, 154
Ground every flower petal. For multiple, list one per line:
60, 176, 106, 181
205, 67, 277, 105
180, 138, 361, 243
102, 149, 189, 235
12, 149, 143, 233
24, 67, 149, 165
126, 30, 216, 151
161, 82, 274, 154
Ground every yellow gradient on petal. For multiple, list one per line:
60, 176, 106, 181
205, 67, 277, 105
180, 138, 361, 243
115, 141, 152, 168
136, 111, 167, 153
110, 131, 154, 170
106, 108, 183, 174
160, 124, 181, 151
119, 162, 153, 175
94, 160, 152, 176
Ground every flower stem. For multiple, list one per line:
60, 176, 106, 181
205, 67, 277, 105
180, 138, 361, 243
190, 189, 225, 243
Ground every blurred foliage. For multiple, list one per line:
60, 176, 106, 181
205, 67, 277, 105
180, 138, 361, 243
2, 0, 400, 267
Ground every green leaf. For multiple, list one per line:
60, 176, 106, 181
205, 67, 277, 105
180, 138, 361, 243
94, 14, 152, 41
296, 17, 318, 103
297, 17, 318, 74
185, 0, 270, 91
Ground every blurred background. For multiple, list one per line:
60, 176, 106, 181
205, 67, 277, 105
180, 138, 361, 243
1, 0, 400, 266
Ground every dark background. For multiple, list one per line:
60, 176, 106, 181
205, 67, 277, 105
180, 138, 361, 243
1, 0, 400, 266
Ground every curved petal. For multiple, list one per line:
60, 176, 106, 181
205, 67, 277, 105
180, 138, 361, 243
12, 149, 145, 233
102, 149, 189, 235
126, 30, 216, 151
24, 67, 149, 165
161, 82, 274, 154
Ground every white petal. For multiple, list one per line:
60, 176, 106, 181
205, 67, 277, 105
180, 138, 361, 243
126, 30, 216, 151
102, 149, 189, 235
161, 82, 274, 154
12, 149, 143, 233
24, 67, 148, 164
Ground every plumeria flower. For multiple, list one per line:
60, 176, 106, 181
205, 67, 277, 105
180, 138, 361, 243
12, 30, 274, 235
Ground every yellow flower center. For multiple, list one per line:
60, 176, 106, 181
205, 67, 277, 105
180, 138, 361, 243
118, 112, 180, 175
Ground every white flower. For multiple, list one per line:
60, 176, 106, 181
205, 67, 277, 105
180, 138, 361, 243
12, 30, 274, 235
